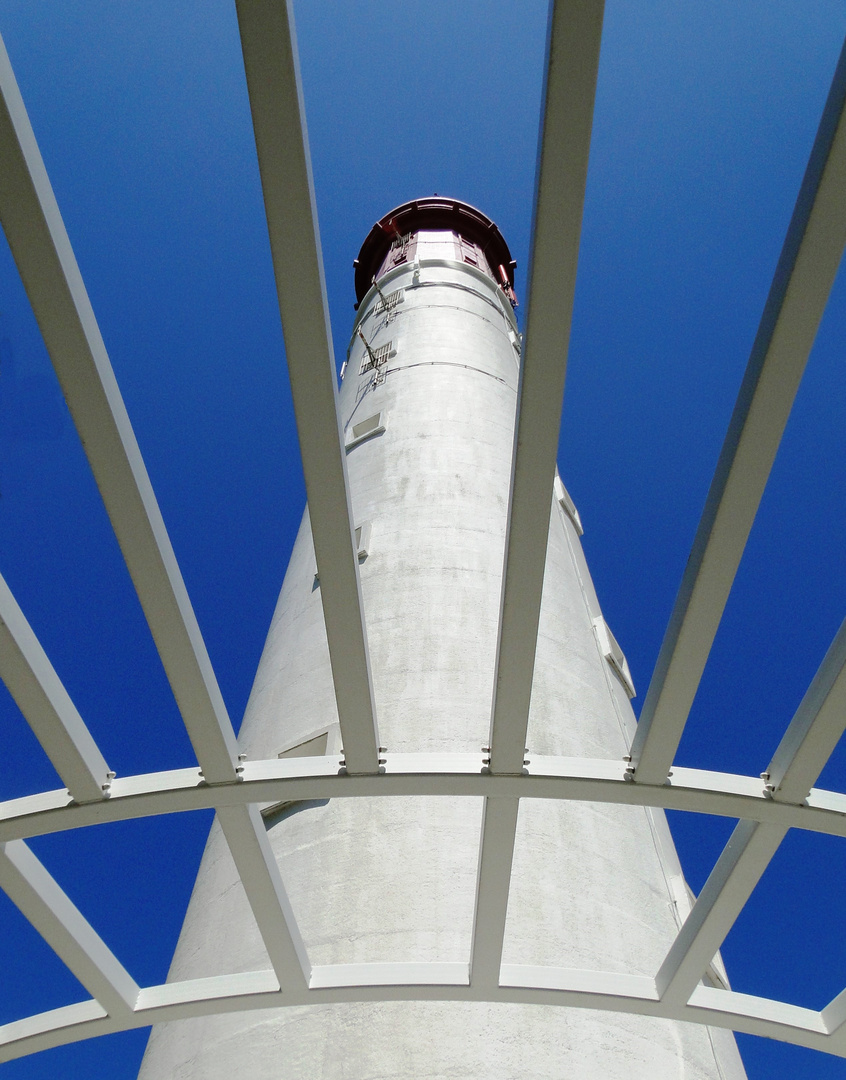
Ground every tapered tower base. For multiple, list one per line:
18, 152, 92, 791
139, 200, 746, 1080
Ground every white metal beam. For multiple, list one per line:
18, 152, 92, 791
234, 0, 379, 774
766, 617, 846, 803
686, 983, 827, 1048
0, 30, 239, 785
488, 0, 605, 774
0, 573, 110, 804
656, 821, 786, 1005
0, 1001, 110, 1065
469, 797, 519, 988
471, 0, 606, 997
5, 756, 846, 845
0, 840, 138, 1018
0, 962, 838, 1065
656, 617, 846, 1005
216, 805, 310, 991
822, 985, 846, 1042
0, 30, 310, 1000
631, 35, 846, 785
309, 962, 469, 990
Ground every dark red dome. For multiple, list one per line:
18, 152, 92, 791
354, 197, 515, 303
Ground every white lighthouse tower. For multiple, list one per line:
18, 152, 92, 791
137, 198, 747, 1078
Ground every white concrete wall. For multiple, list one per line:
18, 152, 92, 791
139, 252, 747, 1079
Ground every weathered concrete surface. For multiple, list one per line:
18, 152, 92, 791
139, 253, 746, 1079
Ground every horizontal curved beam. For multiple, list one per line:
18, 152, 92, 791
3, 755, 846, 843
0, 963, 835, 1064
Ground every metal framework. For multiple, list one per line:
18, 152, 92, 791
1, 0, 846, 1068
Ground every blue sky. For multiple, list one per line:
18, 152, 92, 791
0, 1, 845, 1076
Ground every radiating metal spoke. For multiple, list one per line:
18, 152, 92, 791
821, 982, 846, 1041
0, 30, 239, 785
469, 797, 519, 987
217, 805, 310, 991
631, 34, 846, 785
0, 573, 110, 804
473, 0, 606, 990
657, 627, 846, 1005
0, 29, 311, 1009
766, 617, 846, 803
235, 0, 380, 774
488, 0, 606, 775
0, 840, 138, 1018
656, 821, 786, 1005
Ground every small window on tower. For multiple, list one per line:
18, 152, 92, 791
359, 340, 393, 375
374, 288, 404, 316
459, 236, 478, 265
389, 232, 412, 266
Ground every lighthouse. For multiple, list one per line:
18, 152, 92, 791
138, 198, 747, 1079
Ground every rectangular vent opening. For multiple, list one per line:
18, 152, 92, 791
554, 475, 583, 535
277, 732, 329, 760
346, 412, 386, 450
592, 616, 636, 698
261, 732, 332, 827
